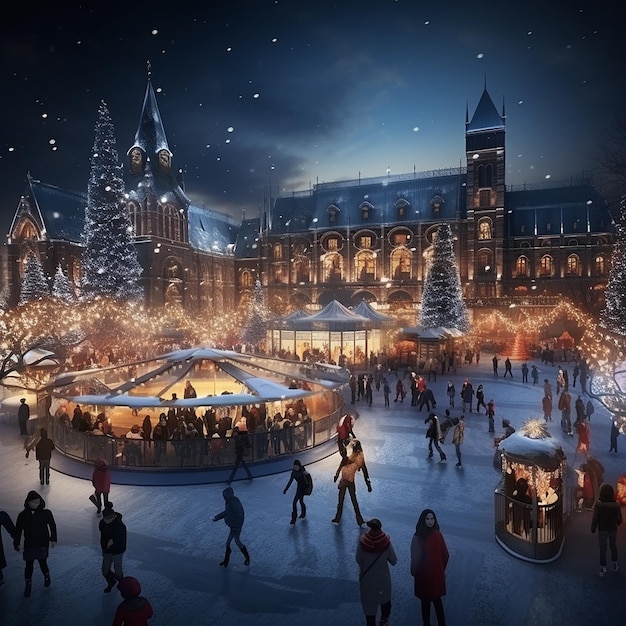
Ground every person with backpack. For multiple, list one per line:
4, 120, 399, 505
337, 414, 356, 459
283, 459, 312, 524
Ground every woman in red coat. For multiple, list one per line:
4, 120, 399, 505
91, 458, 112, 515
410, 508, 449, 626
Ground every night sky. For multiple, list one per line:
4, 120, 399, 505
0, 1, 622, 233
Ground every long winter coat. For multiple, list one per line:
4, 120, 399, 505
0, 510, 16, 570
14, 491, 57, 559
92, 459, 112, 494
410, 529, 449, 601
214, 487, 245, 530
356, 529, 397, 615
35, 432, 55, 461
591, 500, 623, 533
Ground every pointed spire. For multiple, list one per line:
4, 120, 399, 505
467, 87, 505, 133
128, 76, 172, 159
502, 95, 506, 120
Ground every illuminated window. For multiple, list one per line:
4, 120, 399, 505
566, 254, 580, 276
356, 251, 376, 281
360, 236, 372, 249
391, 248, 412, 280
594, 255, 605, 274
326, 237, 339, 251
515, 256, 529, 278
477, 249, 492, 275
540, 255, 553, 277
273, 243, 283, 260
478, 219, 492, 240
241, 270, 253, 287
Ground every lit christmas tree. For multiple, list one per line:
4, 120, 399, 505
51, 264, 76, 303
19, 251, 49, 304
241, 279, 270, 351
82, 101, 143, 301
600, 195, 626, 335
419, 223, 470, 332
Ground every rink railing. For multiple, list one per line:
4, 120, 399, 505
48, 409, 343, 470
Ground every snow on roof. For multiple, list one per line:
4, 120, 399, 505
497, 428, 565, 469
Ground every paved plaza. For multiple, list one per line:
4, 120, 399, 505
0, 358, 625, 625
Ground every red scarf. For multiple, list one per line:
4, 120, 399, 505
359, 529, 391, 553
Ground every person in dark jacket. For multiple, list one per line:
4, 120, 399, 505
18, 397, 30, 435
35, 428, 55, 486
212, 487, 250, 568
226, 427, 253, 484
283, 459, 309, 524
591, 483, 623, 577
91, 457, 112, 515
99, 502, 127, 592
113, 576, 154, 626
0, 510, 16, 588
424, 414, 446, 463
13, 490, 57, 597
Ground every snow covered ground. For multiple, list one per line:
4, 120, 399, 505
0, 357, 625, 626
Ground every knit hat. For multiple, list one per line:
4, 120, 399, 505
102, 503, 116, 518
366, 518, 382, 531
117, 576, 141, 599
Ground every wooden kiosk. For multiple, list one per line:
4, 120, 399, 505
494, 419, 568, 563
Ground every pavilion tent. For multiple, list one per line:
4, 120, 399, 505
268, 300, 373, 366
352, 300, 396, 324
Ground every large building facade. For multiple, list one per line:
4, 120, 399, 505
2, 80, 613, 323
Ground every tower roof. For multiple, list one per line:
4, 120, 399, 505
467, 88, 505, 133
129, 79, 171, 157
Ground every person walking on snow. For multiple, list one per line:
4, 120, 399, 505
356, 518, 397, 626
13, 490, 57, 598
521, 363, 529, 383
99, 502, 127, 593
542, 395, 553, 422
475, 384, 486, 413
226, 427, 253, 484
332, 440, 371, 526
531, 365, 539, 385
452, 416, 465, 468
425, 413, 447, 463
504, 358, 513, 378
90, 457, 111, 515
411, 509, 449, 626
492, 355, 499, 377
487, 399, 496, 433
283, 459, 310, 524
591, 483, 622, 577
35, 428, 55, 486
446, 381, 455, 407
18, 397, 30, 436
212, 487, 250, 568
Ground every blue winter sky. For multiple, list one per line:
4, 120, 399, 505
0, 0, 622, 228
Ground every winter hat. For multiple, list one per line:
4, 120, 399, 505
95, 457, 107, 467
102, 503, 116, 518
366, 518, 382, 531
117, 576, 141, 599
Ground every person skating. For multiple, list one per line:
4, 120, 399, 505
212, 487, 250, 567
591, 483, 622, 577
336, 413, 356, 459
13, 490, 57, 598
35, 428, 55, 485
504, 357, 513, 378
486, 399, 496, 433
0, 510, 16, 588
283, 459, 311, 524
356, 518, 397, 626
332, 440, 371, 526
99, 502, 127, 593
424, 413, 447, 463
113, 576, 154, 626
475, 384, 486, 412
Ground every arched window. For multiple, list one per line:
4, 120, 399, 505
566, 254, 581, 276
390, 247, 412, 280
360, 201, 374, 221
595, 255, 606, 275
355, 251, 376, 282
477, 249, 493, 275
515, 256, 529, 278
540, 255, 554, 277
163, 204, 180, 241
396, 198, 410, 219
478, 163, 493, 188
478, 219, 492, 240
327, 204, 340, 225
292, 256, 310, 283
323, 252, 343, 282
241, 269, 253, 288
430, 196, 444, 218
